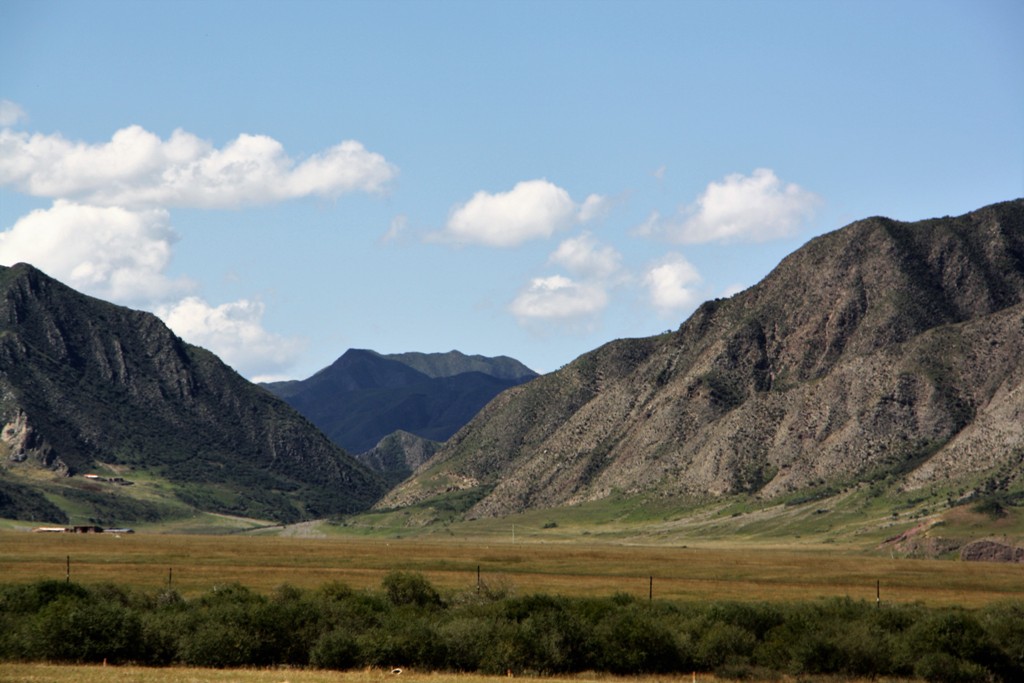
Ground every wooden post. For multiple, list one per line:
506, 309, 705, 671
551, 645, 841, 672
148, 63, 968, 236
649, 575, 653, 601
168, 567, 173, 589
477, 565, 481, 593
66, 555, 70, 584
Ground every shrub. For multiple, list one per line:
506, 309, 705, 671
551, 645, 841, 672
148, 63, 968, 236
696, 621, 757, 669
436, 615, 492, 671
310, 628, 360, 670
381, 571, 442, 608
28, 596, 142, 663
593, 605, 683, 673
980, 601, 1024, 680
914, 651, 990, 683
357, 608, 444, 669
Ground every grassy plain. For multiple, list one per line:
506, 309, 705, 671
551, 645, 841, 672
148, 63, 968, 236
1, 529, 1021, 608
0, 664, 918, 683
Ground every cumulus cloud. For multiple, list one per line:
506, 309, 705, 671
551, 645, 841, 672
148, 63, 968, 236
0, 100, 26, 127
435, 179, 604, 247
510, 275, 608, 321
0, 107, 395, 379
0, 125, 397, 208
548, 232, 622, 280
638, 168, 819, 244
0, 200, 194, 304
157, 296, 305, 380
644, 253, 702, 316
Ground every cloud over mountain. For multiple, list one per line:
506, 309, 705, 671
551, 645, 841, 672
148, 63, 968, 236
644, 253, 702, 316
156, 297, 305, 381
436, 179, 604, 247
638, 168, 819, 244
548, 232, 622, 279
510, 275, 608, 322
0, 112, 396, 379
0, 200, 194, 305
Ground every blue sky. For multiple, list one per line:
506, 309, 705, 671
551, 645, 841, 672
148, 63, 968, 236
2, 0, 1022, 381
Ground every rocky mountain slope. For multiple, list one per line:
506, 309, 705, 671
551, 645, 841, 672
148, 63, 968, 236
0, 263, 385, 524
263, 349, 537, 455
354, 430, 442, 487
381, 199, 1024, 519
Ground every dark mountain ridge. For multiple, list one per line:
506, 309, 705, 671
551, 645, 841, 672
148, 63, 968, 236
381, 199, 1024, 519
263, 348, 538, 455
0, 263, 385, 524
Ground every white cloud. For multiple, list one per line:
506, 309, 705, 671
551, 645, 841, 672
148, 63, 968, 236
638, 168, 819, 244
379, 213, 408, 244
0, 125, 397, 208
0, 200, 195, 304
0, 110, 395, 380
644, 253, 702, 316
0, 100, 26, 127
548, 232, 622, 280
510, 275, 608, 321
722, 282, 747, 298
157, 296, 305, 380
577, 193, 611, 223
436, 179, 604, 247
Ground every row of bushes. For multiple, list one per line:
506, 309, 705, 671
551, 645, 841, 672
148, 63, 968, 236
2, 573, 1023, 682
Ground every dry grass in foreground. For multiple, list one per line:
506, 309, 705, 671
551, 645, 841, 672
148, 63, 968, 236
0, 664, 919, 683
1, 530, 1022, 608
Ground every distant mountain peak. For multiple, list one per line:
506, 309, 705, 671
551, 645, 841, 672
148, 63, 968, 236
262, 348, 539, 456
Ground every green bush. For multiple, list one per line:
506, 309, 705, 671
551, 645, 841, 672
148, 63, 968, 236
381, 571, 442, 608
980, 601, 1024, 679
593, 605, 683, 673
1, 579, 1022, 679
310, 628, 360, 669
357, 608, 444, 668
696, 621, 757, 669
914, 651, 991, 683
28, 596, 142, 663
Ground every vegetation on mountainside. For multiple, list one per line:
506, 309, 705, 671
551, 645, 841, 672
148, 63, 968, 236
0, 480, 68, 524
1, 575, 1022, 681
380, 200, 1024, 522
0, 263, 385, 524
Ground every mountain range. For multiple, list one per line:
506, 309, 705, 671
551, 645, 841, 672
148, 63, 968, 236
380, 199, 1024, 521
2, 199, 1023, 536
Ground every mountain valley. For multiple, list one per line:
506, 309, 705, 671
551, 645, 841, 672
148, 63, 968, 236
2, 200, 1023, 555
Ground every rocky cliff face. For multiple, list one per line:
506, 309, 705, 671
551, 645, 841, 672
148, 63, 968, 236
0, 263, 385, 523
382, 199, 1024, 518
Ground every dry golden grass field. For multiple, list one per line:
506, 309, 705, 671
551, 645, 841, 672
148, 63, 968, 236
0, 663, 920, 683
1, 530, 1021, 608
